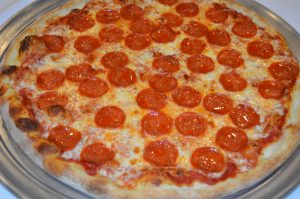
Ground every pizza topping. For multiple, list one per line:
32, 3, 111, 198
96, 9, 120, 24
48, 125, 81, 151
120, 4, 144, 20
130, 18, 155, 34
158, 0, 178, 6
258, 80, 286, 99
268, 61, 299, 81
74, 36, 100, 53
232, 20, 257, 38
15, 118, 39, 132
187, 54, 215, 73
176, 3, 199, 17
36, 69, 65, 90
99, 26, 123, 43
175, 112, 207, 136
205, 4, 229, 23
247, 40, 274, 59
207, 29, 231, 46
47, 105, 66, 117
36, 91, 68, 109
95, 106, 126, 128
180, 38, 206, 55
137, 88, 167, 110
66, 9, 95, 32
41, 35, 65, 52
152, 55, 180, 73
229, 104, 260, 129
144, 140, 178, 166
183, 21, 208, 38
217, 48, 244, 68
149, 74, 178, 92
65, 63, 96, 82
172, 86, 201, 108
101, 51, 129, 69
191, 147, 225, 172
203, 93, 233, 115
107, 67, 137, 87
151, 26, 177, 43
80, 143, 115, 164
78, 77, 108, 98
141, 111, 172, 136
125, 33, 151, 50
219, 72, 247, 92
160, 13, 183, 28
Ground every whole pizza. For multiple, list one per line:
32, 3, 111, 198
0, 0, 299, 198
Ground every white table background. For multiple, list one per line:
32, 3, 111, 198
0, 0, 299, 198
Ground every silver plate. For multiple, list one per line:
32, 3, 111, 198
0, 0, 299, 198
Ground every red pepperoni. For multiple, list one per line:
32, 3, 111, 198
258, 80, 286, 99
229, 104, 260, 129
125, 33, 151, 50
130, 18, 155, 34
203, 93, 233, 115
161, 13, 183, 28
120, 4, 144, 20
99, 26, 123, 43
96, 9, 120, 24
101, 51, 129, 69
107, 67, 137, 87
217, 48, 244, 68
232, 20, 257, 38
48, 125, 81, 151
152, 55, 179, 73
65, 63, 96, 82
95, 106, 126, 128
74, 36, 100, 53
149, 74, 177, 92
247, 41, 274, 59
142, 111, 172, 136
175, 112, 207, 136
36, 91, 68, 109
67, 10, 95, 32
136, 88, 167, 110
172, 86, 201, 108
216, 126, 248, 152
78, 77, 108, 98
187, 54, 215, 73
180, 38, 206, 55
144, 140, 178, 167
41, 35, 65, 52
207, 29, 231, 46
205, 6, 229, 23
191, 147, 225, 172
268, 61, 299, 81
158, 0, 178, 6
36, 69, 65, 90
219, 72, 247, 92
151, 26, 177, 43
183, 21, 208, 38
176, 3, 199, 17
80, 143, 115, 164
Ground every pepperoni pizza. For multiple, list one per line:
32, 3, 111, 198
0, 0, 300, 198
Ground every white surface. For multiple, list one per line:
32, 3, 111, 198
0, 0, 299, 198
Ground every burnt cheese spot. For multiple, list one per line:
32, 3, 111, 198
15, 118, 39, 132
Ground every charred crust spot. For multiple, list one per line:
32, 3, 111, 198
19, 36, 38, 53
0, 85, 7, 96
1, 65, 17, 75
47, 105, 65, 117
15, 118, 39, 132
35, 141, 59, 154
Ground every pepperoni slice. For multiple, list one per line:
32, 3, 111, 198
142, 111, 172, 136
96, 9, 120, 24
219, 72, 247, 92
175, 112, 207, 136
232, 20, 257, 38
176, 3, 199, 17
144, 140, 178, 167
48, 125, 81, 151
125, 33, 151, 50
229, 104, 260, 129
187, 54, 215, 73
152, 55, 179, 73
217, 48, 244, 68
65, 63, 96, 82
172, 86, 201, 108
183, 21, 208, 38
136, 88, 167, 110
203, 93, 233, 115
120, 4, 144, 20
207, 29, 231, 46
74, 36, 100, 53
78, 77, 108, 98
158, 0, 178, 6
99, 26, 123, 43
130, 18, 155, 34
268, 61, 299, 81
67, 9, 95, 32
247, 41, 274, 59
107, 67, 137, 87
41, 35, 65, 52
258, 80, 286, 99
180, 38, 206, 55
151, 26, 177, 43
80, 143, 115, 164
149, 74, 177, 92
36, 69, 65, 90
191, 147, 225, 172
36, 91, 68, 109
95, 106, 126, 128
101, 51, 129, 69
161, 13, 183, 28
205, 5, 229, 23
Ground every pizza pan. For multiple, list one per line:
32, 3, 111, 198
0, 0, 299, 198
